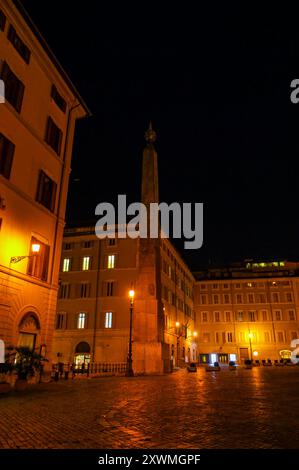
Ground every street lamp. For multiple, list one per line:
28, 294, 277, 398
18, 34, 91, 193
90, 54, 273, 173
248, 331, 253, 360
126, 289, 135, 377
10, 242, 41, 264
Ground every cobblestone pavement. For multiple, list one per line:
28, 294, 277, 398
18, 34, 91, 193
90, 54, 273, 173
0, 366, 298, 449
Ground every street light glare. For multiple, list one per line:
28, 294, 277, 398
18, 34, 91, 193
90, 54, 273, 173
31, 243, 41, 253
248, 332, 253, 339
193, 331, 198, 337
175, 321, 180, 327
129, 289, 135, 299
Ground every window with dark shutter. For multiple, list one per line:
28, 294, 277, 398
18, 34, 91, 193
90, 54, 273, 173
7, 25, 31, 63
27, 237, 50, 282
51, 85, 66, 113
45, 117, 63, 155
0, 133, 15, 179
1, 62, 24, 113
0, 10, 6, 31
36, 170, 57, 212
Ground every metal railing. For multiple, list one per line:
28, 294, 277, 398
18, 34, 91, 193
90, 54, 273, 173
89, 362, 127, 375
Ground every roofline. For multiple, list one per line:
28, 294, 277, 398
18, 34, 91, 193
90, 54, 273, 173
13, 0, 91, 117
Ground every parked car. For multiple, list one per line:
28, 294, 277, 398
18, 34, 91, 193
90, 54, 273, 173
228, 360, 236, 371
187, 362, 197, 372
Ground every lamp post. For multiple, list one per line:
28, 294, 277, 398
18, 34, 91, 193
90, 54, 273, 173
126, 289, 135, 377
248, 331, 253, 361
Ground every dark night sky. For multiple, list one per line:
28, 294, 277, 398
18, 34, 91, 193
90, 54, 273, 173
21, 1, 299, 270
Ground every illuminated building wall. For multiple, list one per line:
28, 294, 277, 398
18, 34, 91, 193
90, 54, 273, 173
0, 0, 89, 365
194, 261, 299, 363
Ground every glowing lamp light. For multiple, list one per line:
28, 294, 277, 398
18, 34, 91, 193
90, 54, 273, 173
253, 351, 258, 357
175, 321, 180, 327
31, 243, 41, 253
248, 332, 253, 339
193, 331, 198, 337
129, 289, 135, 300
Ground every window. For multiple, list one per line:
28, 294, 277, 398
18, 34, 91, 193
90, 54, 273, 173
289, 310, 296, 321
213, 294, 219, 304
106, 281, 114, 296
223, 283, 229, 289
77, 313, 86, 329
45, 117, 63, 155
64, 242, 72, 250
236, 311, 243, 322
277, 332, 284, 343
272, 293, 279, 303
227, 332, 233, 342
246, 282, 253, 288
248, 294, 254, 303
82, 256, 90, 271
0, 132, 15, 179
200, 295, 207, 304
1, 61, 24, 112
56, 313, 66, 329
202, 312, 208, 322
51, 85, 66, 112
286, 293, 293, 302
0, 10, 6, 31
275, 310, 282, 321
59, 283, 70, 299
239, 331, 245, 342
248, 311, 256, 322
264, 332, 270, 343
212, 283, 218, 289
203, 333, 210, 343
214, 311, 220, 322
108, 238, 116, 246
105, 311, 113, 328
80, 283, 90, 298
261, 310, 268, 321
36, 170, 57, 212
82, 240, 94, 248
235, 283, 241, 289
224, 294, 230, 304
107, 255, 115, 269
215, 332, 220, 343
291, 331, 298, 340
236, 294, 243, 304
62, 258, 71, 272
259, 294, 266, 303
27, 237, 49, 282
7, 25, 31, 63
225, 311, 231, 322
200, 284, 207, 290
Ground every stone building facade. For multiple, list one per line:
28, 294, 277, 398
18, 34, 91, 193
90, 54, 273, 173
0, 0, 89, 365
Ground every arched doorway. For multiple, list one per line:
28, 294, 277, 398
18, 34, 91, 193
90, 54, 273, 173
18, 312, 40, 351
74, 342, 91, 368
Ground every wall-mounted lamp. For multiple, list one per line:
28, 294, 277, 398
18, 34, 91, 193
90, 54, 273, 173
10, 242, 41, 264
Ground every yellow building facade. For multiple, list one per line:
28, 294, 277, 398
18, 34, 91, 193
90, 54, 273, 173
194, 261, 299, 364
0, 0, 89, 365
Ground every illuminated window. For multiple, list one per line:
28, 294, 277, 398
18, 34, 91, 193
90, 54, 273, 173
105, 311, 113, 329
77, 312, 86, 329
247, 282, 253, 288
289, 310, 296, 321
62, 258, 70, 272
279, 262, 285, 267
1, 62, 24, 113
229, 354, 237, 362
107, 255, 115, 269
82, 256, 90, 271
